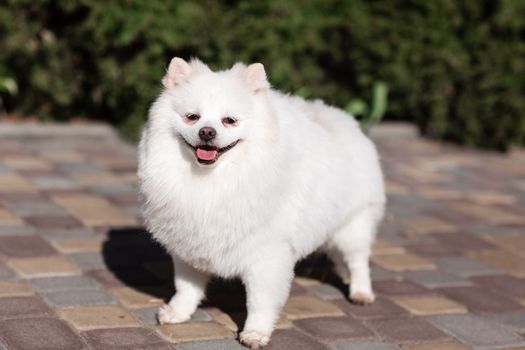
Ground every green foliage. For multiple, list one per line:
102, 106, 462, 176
0, 77, 18, 95
0, 0, 524, 149
346, 81, 388, 133
0, 76, 17, 114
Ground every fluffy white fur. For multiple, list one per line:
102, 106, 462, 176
138, 57, 386, 349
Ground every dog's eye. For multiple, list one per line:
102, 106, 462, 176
222, 117, 237, 126
185, 113, 200, 121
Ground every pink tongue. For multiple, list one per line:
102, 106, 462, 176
196, 148, 218, 161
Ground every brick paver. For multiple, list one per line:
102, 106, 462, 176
0, 122, 524, 349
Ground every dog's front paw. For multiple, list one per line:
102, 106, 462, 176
350, 291, 376, 305
240, 330, 270, 349
157, 304, 191, 324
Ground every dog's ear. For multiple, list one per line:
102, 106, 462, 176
162, 57, 192, 88
245, 63, 270, 93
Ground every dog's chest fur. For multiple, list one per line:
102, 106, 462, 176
139, 139, 288, 276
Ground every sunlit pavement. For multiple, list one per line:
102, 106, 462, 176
0, 122, 524, 350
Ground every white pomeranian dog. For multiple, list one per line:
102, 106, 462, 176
138, 57, 385, 349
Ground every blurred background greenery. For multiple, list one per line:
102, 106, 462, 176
1, 0, 524, 150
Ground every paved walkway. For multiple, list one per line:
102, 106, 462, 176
0, 122, 524, 350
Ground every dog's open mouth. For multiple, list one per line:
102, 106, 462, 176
185, 140, 239, 164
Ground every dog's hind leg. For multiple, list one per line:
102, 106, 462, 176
157, 254, 209, 324
330, 205, 382, 304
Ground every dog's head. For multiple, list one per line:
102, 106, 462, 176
158, 57, 271, 167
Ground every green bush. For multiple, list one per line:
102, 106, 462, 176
1, 0, 524, 149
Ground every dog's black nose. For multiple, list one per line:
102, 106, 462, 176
198, 127, 216, 142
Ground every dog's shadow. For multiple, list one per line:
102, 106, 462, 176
102, 227, 348, 331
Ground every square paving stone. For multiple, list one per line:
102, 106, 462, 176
106, 192, 139, 206
156, 322, 234, 343
15, 169, 61, 177
0, 191, 37, 204
0, 296, 53, 319
60, 305, 141, 330
426, 314, 525, 349
209, 310, 290, 333
400, 340, 471, 350
110, 287, 164, 309
0, 162, 10, 171
265, 329, 328, 350
122, 207, 141, 220
3, 156, 53, 171
307, 284, 346, 300
0, 235, 57, 258
438, 286, 523, 314
38, 228, 97, 240
470, 275, 525, 300
41, 289, 116, 307
72, 172, 122, 186
374, 279, 430, 296
52, 238, 104, 253
0, 208, 24, 226
30, 275, 100, 292
473, 249, 525, 278
0, 224, 35, 236
402, 218, 457, 235
91, 184, 137, 196
485, 233, 525, 255
0, 317, 86, 350
372, 253, 436, 272
134, 306, 161, 326
40, 150, 84, 162
24, 216, 83, 229
466, 190, 517, 205
0, 265, 16, 281
52, 194, 138, 226
86, 268, 164, 288
8, 256, 81, 278
174, 339, 248, 350
333, 298, 409, 320
92, 157, 137, 172
294, 277, 322, 287
68, 252, 107, 270
373, 239, 406, 255
283, 295, 345, 319
84, 269, 127, 288
6, 201, 70, 218
30, 175, 79, 190
290, 282, 308, 295
294, 316, 375, 342
206, 309, 284, 333
0, 173, 38, 193
391, 295, 467, 315
488, 312, 525, 332
403, 270, 471, 288
430, 232, 496, 252
404, 242, 463, 258
0, 281, 34, 297
189, 309, 214, 323
434, 256, 503, 277
371, 266, 400, 281
365, 317, 448, 342
206, 308, 241, 332
457, 222, 517, 237
454, 203, 524, 225
73, 250, 145, 270
55, 162, 101, 173
82, 327, 169, 350
331, 341, 401, 350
